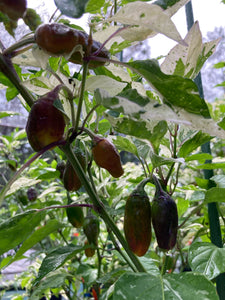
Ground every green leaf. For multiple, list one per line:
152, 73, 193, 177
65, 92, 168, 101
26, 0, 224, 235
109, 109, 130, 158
12, 219, 64, 263
154, 0, 181, 9
6, 86, 18, 100
86, 0, 105, 13
113, 136, 138, 156
161, 22, 219, 80
76, 264, 98, 285
0, 210, 45, 256
35, 244, 86, 283
128, 60, 210, 118
196, 162, 225, 170
185, 153, 213, 163
105, 115, 167, 151
23, 8, 42, 31
214, 62, 225, 69
96, 88, 223, 139
113, 273, 163, 299
204, 187, 225, 203
178, 131, 212, 158
5, 177, 41, 197
0, 111, 19, 118
0, 72, 14, 87
189, 242, 225, 280
37, 170, 60, 180
150, 152, 184, 168
163, 272, 218, 299
54, 0, 89, 18
113, 272, 218, 299
211, 175, 225, 188
31, 269, 73, 300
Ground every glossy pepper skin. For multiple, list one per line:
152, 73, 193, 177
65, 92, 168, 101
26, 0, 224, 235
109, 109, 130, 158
151, 175, 178, 251
0, 0, 27, 21
35, 23, 109, 68
124, 182, 152, 257
26, 89, 66, 152
63, 147, 86, 192
83, 215, 100, 246
92, 136, 124, 178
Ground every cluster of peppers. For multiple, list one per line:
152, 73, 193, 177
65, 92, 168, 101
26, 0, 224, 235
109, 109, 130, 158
24, 21, 178, 258
124, 175, 178, 256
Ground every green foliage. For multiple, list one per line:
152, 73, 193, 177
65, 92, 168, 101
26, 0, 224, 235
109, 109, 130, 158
0, 0, 225, 299
54, 0, 89, 18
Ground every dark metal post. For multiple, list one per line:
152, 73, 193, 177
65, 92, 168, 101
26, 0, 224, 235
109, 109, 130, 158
185, 2, 225, 299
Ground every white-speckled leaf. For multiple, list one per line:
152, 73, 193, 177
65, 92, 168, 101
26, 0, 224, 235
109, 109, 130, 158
113, 272, 218, 300
6, 177, 41, 197
97, 89, 225, 138
109, 2, 185, 44
85, 75, 127, 96
189, 242, 225, 280
12, 49, 41, 68
161, 22, 219, 79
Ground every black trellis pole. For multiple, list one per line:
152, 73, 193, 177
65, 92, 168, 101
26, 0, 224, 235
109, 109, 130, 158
185, 2, 225, 299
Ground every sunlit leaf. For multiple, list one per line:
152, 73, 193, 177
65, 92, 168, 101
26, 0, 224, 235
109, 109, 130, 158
128, 60, 210, 118
86, 75, 127, 96
161, 22, 219, 79
189, 242, 225, 280
5, 177, 41, 197
0, 210, 45, 256
109, 2, 185, 44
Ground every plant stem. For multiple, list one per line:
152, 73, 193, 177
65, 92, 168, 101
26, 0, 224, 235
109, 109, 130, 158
97, 248, 102, 278
61, 142, 146, 273
108, 230, 136, 272
74, 62, 89, 133
0, 53, 35, 107
161, 253, 170, 276
2, 36, 35, 57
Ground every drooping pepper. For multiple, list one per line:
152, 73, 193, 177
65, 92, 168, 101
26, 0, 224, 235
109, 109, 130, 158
83, 214, 100, 246
151, 175, 178, 251
26, 87, 66, 152
63, 147, 86, 192
124, 179, 152, 257
92, 136, 124, 178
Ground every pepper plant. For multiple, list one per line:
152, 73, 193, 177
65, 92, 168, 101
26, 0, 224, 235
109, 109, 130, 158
0, 0, 225, 299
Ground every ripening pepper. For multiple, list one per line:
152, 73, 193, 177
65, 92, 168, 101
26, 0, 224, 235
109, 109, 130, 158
26, 87, 66, 152
56, 161, 66, 180
151, 175, 178, 251
84, 240, 96, 257
35, 23, 109, 68
124, 179, 152, 257
92, 136, 124, 178
27, 187, 38, 202
83, 214, 100, 246
63, 147, 86, 192
66, 205, 84, 228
